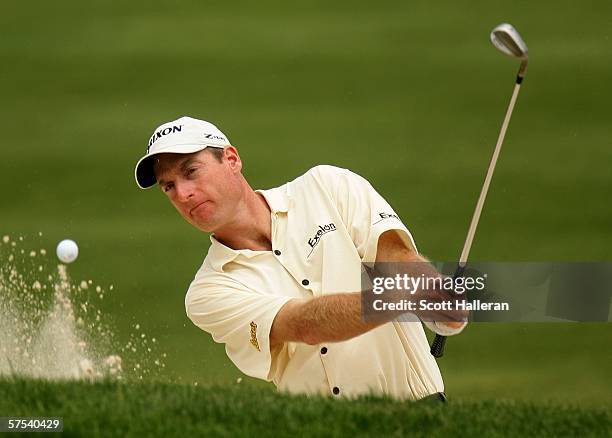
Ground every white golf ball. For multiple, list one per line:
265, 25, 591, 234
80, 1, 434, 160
56, 239, 79, 264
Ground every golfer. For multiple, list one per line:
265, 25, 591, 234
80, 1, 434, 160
135, 116, 466, 401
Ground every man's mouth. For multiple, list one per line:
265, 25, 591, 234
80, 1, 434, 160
189, 201, 209, 216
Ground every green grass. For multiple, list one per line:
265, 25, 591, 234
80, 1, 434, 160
1, 378, 610, 437
0, 0, 611, 409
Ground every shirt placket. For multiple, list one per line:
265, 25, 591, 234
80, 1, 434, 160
270, 212, 314, 298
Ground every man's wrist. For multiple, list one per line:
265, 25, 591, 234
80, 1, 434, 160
424, 320, 467, 336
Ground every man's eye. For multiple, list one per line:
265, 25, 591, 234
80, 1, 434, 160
163, 183, 174, 193
186, 168, 197, 176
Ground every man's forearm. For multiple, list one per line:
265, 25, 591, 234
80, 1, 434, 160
278, 266, 466, 346
290, 292, 397, 345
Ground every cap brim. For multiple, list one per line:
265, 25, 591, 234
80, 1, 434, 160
134, 144, 222, 189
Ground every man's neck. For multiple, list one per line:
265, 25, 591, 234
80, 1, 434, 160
213, 189, 273, 251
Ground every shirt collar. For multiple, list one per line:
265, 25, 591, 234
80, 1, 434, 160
256, 185, 290, 214
207, 235, 239, 272
207, 185, 291, 272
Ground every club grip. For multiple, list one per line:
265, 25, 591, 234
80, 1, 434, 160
429, 264, 465, 358
430, 334, 447, 358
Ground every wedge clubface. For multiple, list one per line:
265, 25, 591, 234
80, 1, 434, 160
430, 24, 529, 358
491, 23, 529, 79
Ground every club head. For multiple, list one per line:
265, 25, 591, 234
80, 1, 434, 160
490, 23, 528, 60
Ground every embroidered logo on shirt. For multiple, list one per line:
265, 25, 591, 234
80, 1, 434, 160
249, 321, 261, 351
307, 223, 337, 257
372, 212, 400, 225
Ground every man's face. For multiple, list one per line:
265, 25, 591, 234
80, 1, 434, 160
154, 147, 244, 232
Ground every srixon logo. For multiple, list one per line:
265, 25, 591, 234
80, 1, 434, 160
307, 223, 336, 255
148, 125, 183, 151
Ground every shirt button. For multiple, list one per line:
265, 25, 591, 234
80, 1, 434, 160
332, 387, 340, 395
274, 250, 281, 256
320, 347, 327, 354
302, 279, 309, 286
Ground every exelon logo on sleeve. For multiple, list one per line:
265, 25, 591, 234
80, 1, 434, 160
372, 212, 400, 225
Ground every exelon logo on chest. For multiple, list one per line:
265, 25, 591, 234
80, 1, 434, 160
308, 223, 337, 249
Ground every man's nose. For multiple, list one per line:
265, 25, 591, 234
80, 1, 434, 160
175, 181, 195, 203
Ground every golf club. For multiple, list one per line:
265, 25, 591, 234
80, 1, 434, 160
430, 23, 529, 358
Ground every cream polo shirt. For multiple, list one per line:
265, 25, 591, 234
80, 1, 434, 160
185, 165, 445, 400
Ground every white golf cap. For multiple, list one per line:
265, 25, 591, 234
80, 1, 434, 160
134, 116, 231, 189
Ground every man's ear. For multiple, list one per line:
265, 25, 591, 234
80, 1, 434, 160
224, 146, 242, 172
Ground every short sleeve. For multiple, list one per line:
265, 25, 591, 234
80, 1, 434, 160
313, 165, 417, 262
185, 274, 294, 381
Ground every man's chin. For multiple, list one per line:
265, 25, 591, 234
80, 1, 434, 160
186, 210, 217, 233
190, 218, 217, 233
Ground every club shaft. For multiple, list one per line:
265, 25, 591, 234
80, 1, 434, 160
459, 78, 523, 266
431, 67, 526, 359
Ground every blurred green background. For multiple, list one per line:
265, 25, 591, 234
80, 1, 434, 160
1, 0, 610, 405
